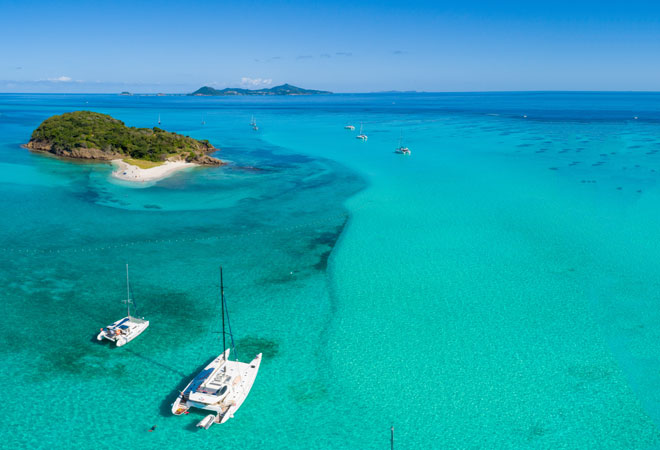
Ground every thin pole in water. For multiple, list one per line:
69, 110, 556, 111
391, 425, 394, 450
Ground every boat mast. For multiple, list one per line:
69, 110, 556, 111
125, 264, 131, 318
220, 267, 226, 360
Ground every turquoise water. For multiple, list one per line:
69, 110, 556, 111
2, 93, 660, 448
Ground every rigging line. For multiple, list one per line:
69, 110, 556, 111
126, 264, 139, 318
223, 292, 239, 362
130, 291, 141, 318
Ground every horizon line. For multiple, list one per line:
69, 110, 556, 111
2, 90, 660, 95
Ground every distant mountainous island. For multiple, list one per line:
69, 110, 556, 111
25, 111, 221, 165
190, 83, 332, 96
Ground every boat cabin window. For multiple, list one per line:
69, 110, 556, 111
218, 386, 228, 396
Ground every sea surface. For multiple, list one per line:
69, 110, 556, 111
1, 92, 660, 448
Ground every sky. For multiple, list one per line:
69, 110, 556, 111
1, 0, 660, 93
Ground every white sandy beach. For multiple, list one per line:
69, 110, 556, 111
111, 159, 197, 182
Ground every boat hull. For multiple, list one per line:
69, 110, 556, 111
97, 317, 149, 347
172, 350, 262, 426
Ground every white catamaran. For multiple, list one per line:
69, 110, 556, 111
171, 268, 262, 429
395, 131, 411, 155
97, 265, 149, 347
356, 122, 368, 140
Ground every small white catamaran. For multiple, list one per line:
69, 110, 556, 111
97, 265, 149, 347
172, 268, 262, 429
250, 115, 258, 131
395, 131, 411, 155
356, 122, 367, 140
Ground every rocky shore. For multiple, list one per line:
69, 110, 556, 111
25, 140, 224, 166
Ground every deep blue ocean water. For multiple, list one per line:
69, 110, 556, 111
2, 92, 660, 448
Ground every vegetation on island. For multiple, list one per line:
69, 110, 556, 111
26, 111, 221, 165
190, 83, 331, 96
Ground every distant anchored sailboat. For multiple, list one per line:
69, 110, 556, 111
395, 132, 411, 155
158, 114, 161, 125
250, 116, 259, 131
356, 122, 367, 140
344, 125, 355, 130
171, 268, 262, 429
97, 265, 149, 347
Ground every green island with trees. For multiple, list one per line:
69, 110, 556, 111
25, 111, 222, 165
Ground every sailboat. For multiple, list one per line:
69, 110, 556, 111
344, 125, 355, 130
250, 116, 259, 131
97, 265, 150, 347
395, 131, 411, 155
171, 268, 262, 429
356, 122, 367, 140
201, 115, 206, 125
158, 114, 161, 125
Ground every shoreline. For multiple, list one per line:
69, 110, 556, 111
111, 159, 197, 182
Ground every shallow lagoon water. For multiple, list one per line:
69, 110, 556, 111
2, 93, 660, 448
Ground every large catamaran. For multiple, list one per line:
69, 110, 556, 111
171, 268, 262, 429
97, 264, 149, 347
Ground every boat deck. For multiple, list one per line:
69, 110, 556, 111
98, 316, 149, 343
176, 352, 262, 421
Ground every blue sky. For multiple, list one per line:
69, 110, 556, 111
1, 0, 660, 93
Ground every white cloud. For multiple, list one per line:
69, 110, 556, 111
47, 76, 73, 82
240, 77, 273, 88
